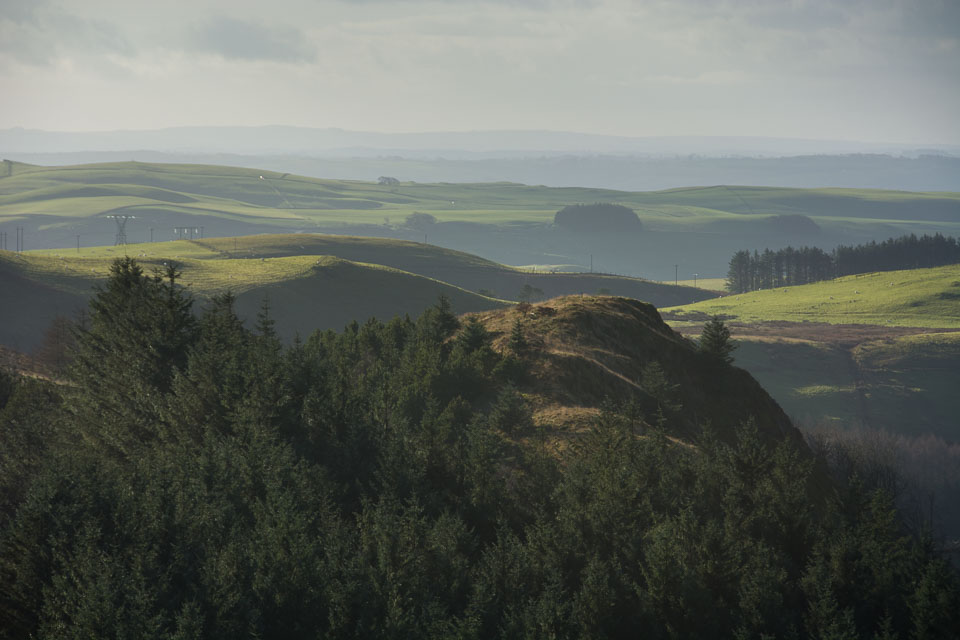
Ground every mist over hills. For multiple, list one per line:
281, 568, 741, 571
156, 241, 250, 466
5, 126, 957, 156
7, 151, 960, 192
3, 127, 959, 191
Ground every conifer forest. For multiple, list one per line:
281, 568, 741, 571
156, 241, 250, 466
1, 258, 957, 639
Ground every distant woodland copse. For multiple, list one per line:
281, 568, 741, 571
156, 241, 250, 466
727, 233, 960, 293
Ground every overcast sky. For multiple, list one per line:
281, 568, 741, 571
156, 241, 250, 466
1, 0, 958, 144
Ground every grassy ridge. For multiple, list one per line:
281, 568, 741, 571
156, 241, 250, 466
22, 234, 714, 307
664, 265, 960, 328
0, 246, 506, 347
5, 161, 960, 283
2, 232, 714, 348
3, 161, 959, 232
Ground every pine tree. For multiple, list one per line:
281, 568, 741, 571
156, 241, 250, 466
34, 314, 75, 377
456, 316, 492, 353
640, 361, 681, 413
507, 318, 528, 357
67, 258, 196, 457
699, 316, 736, 364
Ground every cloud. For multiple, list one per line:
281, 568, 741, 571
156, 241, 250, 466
1, 0, 957, 143
186, 17, 316, 63
0, 0, 47, 24
0, 1, 133, 66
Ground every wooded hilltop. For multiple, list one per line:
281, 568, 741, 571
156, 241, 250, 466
0, 257, 957, 638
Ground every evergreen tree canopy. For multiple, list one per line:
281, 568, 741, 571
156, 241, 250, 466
0, 257, 957, 639
699, 315, 737, 364
66, 258, 196, 457
726, 233, 960, 293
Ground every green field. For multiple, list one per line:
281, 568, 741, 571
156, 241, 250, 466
3, 161, 960, 283
2, 161, 956, 229
662, 264, 960, 440
675, 277, 726, 291
0, 232, 715, 349
5, 160, 960, 440
664, 265, 960, 328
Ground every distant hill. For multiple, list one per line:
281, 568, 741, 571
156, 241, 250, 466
0, 233, 715, 348
5, 126, 955, 156
3, 160, 959, 281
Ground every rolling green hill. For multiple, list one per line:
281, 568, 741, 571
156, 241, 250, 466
662, 264, 960, 440
3, 161, 959, 282
0, 247, 504, 347
1, 232, 714, 348
4, 161, 958, 223
663, 264, 960, 328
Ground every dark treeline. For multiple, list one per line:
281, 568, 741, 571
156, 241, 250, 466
0, 257, 958, 639
726, 233, 960, 293
554, 203, 642, 232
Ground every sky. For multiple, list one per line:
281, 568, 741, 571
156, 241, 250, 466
1, 0, 958, 144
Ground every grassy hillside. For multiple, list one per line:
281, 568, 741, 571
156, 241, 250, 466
2, 232, 714, 348
664, 264, 960, 328
662, 265, 960, 440
0, 246, 506, 347
472, 295, 802, 449
0, 256, 86, 352
4, 161, 958, 221
3, 162, 959, 283
20, 234, 713, 305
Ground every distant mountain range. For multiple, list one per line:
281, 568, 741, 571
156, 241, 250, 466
2, 126, 958, 158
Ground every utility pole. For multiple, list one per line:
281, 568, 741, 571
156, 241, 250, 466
76, 235, 80, 253
150, 227, 154, 243
16, 226, 23, 253
590, 254, 593, 273
674, 264, 678, 286
694, 273, 698, 288
199, 226, 204, 239
0, 231, 5, 251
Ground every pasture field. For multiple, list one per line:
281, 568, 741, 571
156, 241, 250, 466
664, 264, 960, 439
1, 232, 714, 350
3, 161, 959, 235
5, 160, 960, 282
18, 233, 713, 306
675, 277, 726, 291
663, 265, 960, 328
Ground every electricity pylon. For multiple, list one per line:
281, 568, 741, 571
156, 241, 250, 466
107, 215, 135, 246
